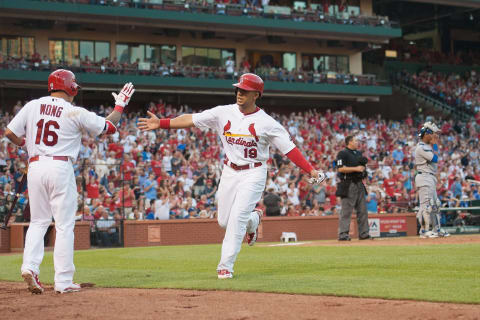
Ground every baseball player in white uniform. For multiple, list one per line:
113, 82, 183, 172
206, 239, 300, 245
138, 73, 325, 279
414, 121, 449, 238
5, 69, 135, 293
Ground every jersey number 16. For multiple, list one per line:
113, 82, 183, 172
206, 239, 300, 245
35, 119, 59, 146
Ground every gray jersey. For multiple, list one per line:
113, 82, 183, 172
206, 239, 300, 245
414, 142, 437, 175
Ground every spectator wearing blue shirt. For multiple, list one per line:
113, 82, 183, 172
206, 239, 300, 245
138, 168, 149, 187
450, 177, 462, 199
0, 170, 10, 186
141, 146, 153, 162
392, 146, 404, 165
142, 173, 158, 201
366, 191, 378, 213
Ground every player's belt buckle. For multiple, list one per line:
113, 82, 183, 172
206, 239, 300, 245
223, 159, 262, 171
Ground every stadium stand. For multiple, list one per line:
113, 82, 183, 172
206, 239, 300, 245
2, 103, 480, 231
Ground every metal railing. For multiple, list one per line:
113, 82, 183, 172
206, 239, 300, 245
0, 59, 379, 86
31, 0, 398, 29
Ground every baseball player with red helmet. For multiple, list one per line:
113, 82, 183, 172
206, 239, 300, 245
138, 73, 325, 279
5, 69, 135, 293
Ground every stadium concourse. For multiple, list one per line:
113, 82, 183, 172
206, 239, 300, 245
0, 54, 377, 86
1, 101, 480, 229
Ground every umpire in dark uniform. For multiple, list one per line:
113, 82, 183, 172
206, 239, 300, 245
335, 135, 370, 241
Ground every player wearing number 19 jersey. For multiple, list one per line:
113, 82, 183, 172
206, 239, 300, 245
5, 69, 135, 294
138, 73, 325, 279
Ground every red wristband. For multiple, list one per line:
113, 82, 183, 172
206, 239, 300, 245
159, 118, 171, 129
19, 138, 26, 147
114, 105, 124, 113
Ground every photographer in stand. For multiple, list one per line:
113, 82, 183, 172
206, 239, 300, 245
335, 135, 370, 241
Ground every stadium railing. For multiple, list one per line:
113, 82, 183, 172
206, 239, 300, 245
29, 0, 398, 29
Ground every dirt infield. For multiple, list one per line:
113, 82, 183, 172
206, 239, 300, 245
1, 235, 479, 320
1, 281, 479, 320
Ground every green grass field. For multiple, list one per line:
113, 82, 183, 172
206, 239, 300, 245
1, 242, 479, 304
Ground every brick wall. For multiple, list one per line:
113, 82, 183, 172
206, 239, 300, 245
124, 214, 417, 247
8, 221, 91, 252
124, 219, 225, 247
74, 222, 91, 250
0, 228, 10, 253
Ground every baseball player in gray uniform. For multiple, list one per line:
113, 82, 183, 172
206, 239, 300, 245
414, 121, 449, 238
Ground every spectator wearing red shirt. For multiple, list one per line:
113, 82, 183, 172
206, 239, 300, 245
86, 175, 100, 199
325, 181, 336, 206
151, 153, 163, 177
383, 177, 396, 198
298, 175, 309, 201
121, 154, 135, 182
117, 185, 135, 215
108, 140, 123, 159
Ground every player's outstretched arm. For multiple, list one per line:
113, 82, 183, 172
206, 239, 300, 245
138, 111, 194, 131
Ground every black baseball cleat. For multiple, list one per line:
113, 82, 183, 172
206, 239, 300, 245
338, 236, 351, 241
359, 235, 372, 240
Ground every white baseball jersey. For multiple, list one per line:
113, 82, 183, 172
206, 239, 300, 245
7, 96, 105, 160
192, 104, 295, 165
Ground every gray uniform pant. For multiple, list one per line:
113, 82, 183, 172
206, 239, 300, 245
415, 174, 440, 231
339, 181, 369, 239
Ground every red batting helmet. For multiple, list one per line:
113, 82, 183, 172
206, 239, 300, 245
48, 69, 80, 97
233, 73, 264, 96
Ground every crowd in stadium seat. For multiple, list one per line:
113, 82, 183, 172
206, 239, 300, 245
0, 53, 377, 86
391, 45, 480, 66
34, 0, 394, 28
1, 102, 480, 229
397, 70, 480, 114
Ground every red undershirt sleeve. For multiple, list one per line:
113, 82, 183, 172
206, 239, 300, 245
285, 147, 314, 174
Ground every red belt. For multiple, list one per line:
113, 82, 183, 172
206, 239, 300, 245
223, 159, 262, 171
29, 155, 69, 163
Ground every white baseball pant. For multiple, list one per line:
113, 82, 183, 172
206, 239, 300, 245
216, 165, 266, 273
21, 157, 77, 288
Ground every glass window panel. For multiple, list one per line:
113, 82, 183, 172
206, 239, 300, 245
96, 41, 109, 62
0, 38, 6, 56
94, 41, 109, 62
145, 44, 155, 63
63, 40, 79, 65
161, 45, 176, 65
182, 46, 195, 65
49, 40, 63, 64
7, 38, 21, 58
207, 48, 221, 67
301, 55, 311, 71
130, 44, 145, 63
314, 56, 324, 72
337, 56, 349, 73
195, 47, 208, 65
116, 44, 129, 64
324, 55, 337, 71
282, 52, 296, 71
21, 37, 35, 57
79, 41, 94, 61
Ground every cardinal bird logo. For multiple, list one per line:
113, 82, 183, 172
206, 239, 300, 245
223, 120, 231, 135
248, 123, 259, 142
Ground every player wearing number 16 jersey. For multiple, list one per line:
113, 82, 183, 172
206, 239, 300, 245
5, 69, 135, 294
138, 73, 325, 279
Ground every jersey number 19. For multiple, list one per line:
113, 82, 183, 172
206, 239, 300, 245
35, 119, 59, 146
